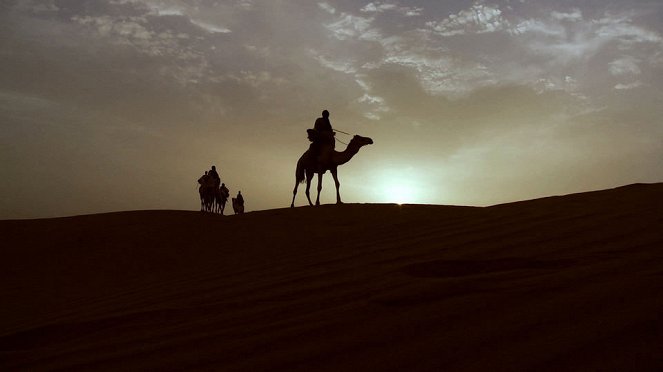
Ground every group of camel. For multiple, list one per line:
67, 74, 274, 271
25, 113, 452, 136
198, 185, 227, 214
198, 184, 244, 215
197, 133, 373, 213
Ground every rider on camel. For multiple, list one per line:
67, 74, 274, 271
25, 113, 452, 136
220, 182, 229, 199
308, 109, 335, 159
208, 165, 221, 188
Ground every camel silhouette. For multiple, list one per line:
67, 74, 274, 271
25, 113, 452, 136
199, 186, 228, 214
291, 134, 373, 207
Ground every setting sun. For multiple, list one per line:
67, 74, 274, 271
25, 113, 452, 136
376, 173, 425, 204
381, 183, 418, 204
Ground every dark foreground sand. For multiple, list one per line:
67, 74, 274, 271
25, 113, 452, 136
1, 183, 662, 371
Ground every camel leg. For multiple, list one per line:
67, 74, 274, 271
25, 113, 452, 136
331, 168, 342, 204
291, 178, 299, 208
315, 172, 323, 206
305, 172, 314, 206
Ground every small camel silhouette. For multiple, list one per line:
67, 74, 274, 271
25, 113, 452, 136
291, 134, 373, 207
198, 186, 228, 214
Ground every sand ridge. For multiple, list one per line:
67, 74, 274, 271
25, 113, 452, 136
1, 183, 662, 370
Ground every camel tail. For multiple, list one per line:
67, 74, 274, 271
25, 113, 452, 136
295, 156, 306, 184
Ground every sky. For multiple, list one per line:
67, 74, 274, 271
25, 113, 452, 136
1, 0, 662, 218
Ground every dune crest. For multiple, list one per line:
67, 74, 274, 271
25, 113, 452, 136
1, 183, 663, 370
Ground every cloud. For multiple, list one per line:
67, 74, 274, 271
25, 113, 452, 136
596, 15, 662, 44
360, 2, 422, 17
550, 9, 583, 22
311, 51, 357, 74
609, 56, 642, 76
190, 19, 231, 34
69, 13, 213, 84
614, 81, 643, 90
511, 18, 566, 37
72, 15, 152, 40
318, 2, 336, 14
361, 2, 396, 13
427, 4, 511, 37
355, 92, 389, 120
502, 7, 663, 97
325, 13, 377, 40
381, 51, 494, 96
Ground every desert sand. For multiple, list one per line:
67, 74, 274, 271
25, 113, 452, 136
1, 183, 662, 371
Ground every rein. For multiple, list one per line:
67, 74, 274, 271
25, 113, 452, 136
335, 128, 353, 146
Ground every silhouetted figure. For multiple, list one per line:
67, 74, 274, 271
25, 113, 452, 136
308, 109, 335, 158
198, 171, 214, 212
209, 165, 220, 188
220, 183, 229, 200
216, 183, 230, 215
291, 134, 373, 207
314, 110, 333, 134
198, 171, 209, 186
232, 191, 245, 214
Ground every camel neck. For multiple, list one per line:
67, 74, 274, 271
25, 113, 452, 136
333, 142, 360, 166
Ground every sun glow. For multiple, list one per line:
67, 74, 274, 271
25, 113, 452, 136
372, 168, 429, 205
382, 184, 417, 204
378, 179, 423, 205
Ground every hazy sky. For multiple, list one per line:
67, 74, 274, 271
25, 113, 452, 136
1, 0, 662, 218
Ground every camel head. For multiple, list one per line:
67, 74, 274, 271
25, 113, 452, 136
349, 134, 374, 148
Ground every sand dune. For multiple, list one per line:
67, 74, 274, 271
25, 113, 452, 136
1, 183, 663, 371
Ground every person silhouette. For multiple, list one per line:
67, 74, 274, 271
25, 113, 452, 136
314, 110, 332, 134
314, 110, 335, 146
198, 171, 209, 186
309, 109, 335, 157
232, 190, 245, 214
208, 165, 220, 188
198, 171, 214, 212
220, 183, 229, 200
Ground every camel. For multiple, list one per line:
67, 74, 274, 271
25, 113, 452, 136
198, 186, 228, 214
291, 134, 373, 207
215, 187, 229, 214
199, 186, 214, 212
